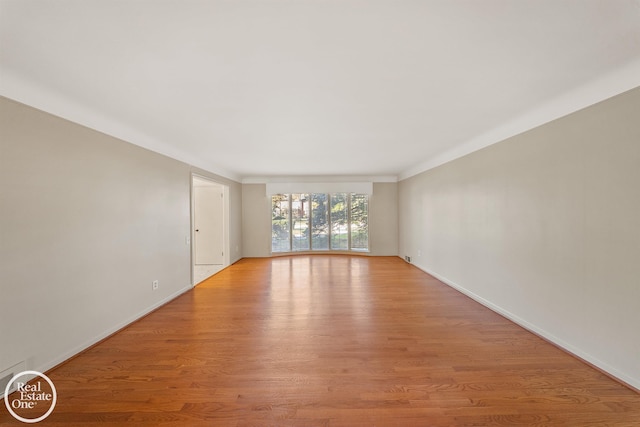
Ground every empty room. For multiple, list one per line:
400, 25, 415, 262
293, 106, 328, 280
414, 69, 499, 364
1, 1, 640, 425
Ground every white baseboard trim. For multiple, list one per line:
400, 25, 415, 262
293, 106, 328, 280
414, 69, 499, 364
411, 261, 640, 392
33, 284, 192, 376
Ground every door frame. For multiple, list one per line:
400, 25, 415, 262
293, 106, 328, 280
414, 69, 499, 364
190, 174, 230, 286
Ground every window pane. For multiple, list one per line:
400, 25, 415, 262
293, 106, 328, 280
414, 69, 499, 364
311, 193, 329, 250
291, 193, 309, 251
271, 194, 290, 252
350, 193, 369, 251
330, 193, 348, 250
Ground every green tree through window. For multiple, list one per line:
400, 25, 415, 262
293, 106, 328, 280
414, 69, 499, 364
271, 193, 369, 253
311, 193, 329, 250
271, 194, 290, 252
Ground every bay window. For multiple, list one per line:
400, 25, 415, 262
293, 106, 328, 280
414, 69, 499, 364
272, 193, 369, 253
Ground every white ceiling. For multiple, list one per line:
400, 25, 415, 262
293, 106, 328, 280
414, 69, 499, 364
2, 1, 640, 182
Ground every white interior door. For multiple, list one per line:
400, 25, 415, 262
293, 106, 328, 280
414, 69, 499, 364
194, 185, 224, 265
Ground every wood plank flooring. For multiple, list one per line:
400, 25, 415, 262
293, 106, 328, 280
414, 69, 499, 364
2, 255, 639, 426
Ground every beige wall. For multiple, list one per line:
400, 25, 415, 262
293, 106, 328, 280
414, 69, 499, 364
369, 182, 399, 256
242, 183, 272, 257
398, 87, 640, 389
0, 97, 242, 376
241, 182, 399, 257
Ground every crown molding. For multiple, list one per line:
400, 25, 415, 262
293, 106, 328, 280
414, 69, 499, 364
399, 58, 640, 181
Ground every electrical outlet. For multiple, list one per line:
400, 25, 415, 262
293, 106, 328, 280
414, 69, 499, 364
152, 280, 159, 291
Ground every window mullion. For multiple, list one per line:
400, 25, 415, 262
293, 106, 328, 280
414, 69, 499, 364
289, 196, 293, 252
347, 193, 351, 251
327, 193, 332, 251
309, 195, 312, 250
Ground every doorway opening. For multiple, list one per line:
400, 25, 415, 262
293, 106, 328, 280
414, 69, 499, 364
191, 175, 230, 285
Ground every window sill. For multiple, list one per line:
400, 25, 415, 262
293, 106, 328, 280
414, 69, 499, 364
271, 250, 371, 256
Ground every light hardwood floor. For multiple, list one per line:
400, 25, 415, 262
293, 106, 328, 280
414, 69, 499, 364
3, 256, 639, 426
